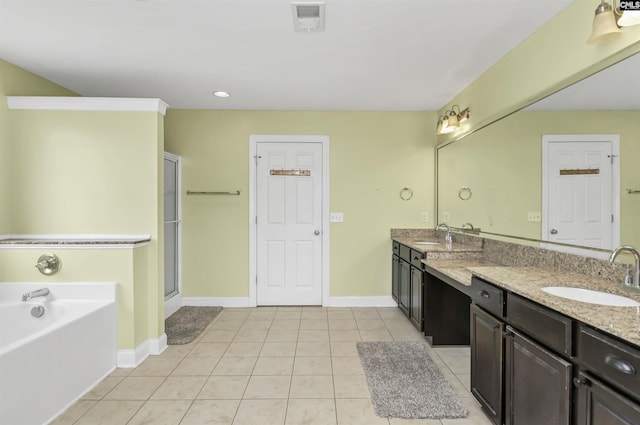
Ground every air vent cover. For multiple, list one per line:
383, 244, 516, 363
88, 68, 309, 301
291, 2, 325, 32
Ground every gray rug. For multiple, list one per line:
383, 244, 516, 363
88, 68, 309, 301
165, 306, 223, 345
356, 341, 469, 419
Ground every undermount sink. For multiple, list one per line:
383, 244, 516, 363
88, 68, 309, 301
541, 286, 640, 307
414, 241, 440, 245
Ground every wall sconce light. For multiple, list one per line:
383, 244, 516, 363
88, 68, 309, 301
588, 0, 640, 44
436, 105, 470, 135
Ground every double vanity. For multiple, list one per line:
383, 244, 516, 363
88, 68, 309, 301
391, 228, 640, 425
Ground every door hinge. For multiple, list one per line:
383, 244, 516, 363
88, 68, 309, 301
612, 214, 614, 223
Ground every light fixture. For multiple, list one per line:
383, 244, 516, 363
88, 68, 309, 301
213, 91, 230, 98
436, 105, 470, 135
614, 0, 640, 26
588, 1, 622, 44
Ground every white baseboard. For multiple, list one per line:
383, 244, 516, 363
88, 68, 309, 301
182, 296, 252, 307
327, 296, 397, 307
117, 333, 167, 368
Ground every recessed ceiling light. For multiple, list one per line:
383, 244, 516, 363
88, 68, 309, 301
213, 91, 230, 98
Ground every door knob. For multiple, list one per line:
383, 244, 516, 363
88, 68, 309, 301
314, 230, 320, 235
550, 229, 558, 235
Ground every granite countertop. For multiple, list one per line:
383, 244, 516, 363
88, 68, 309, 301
0, 235, 151, 247
393, 237, 483, 255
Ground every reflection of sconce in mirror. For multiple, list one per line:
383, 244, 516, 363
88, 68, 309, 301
436, 105, 470, 135
587, 0, 640, 44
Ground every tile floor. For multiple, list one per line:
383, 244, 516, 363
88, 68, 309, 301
52, 307, 493, 425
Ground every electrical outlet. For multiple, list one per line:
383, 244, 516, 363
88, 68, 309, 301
421, 212, 429, 223
527, 212, 541, 222
330, 212, 344, 222
443, 212, 451, 222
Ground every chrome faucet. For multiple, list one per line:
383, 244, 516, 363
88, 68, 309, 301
435, 223, 452, 244
22, 287, 50, 302
461, 222, 474, 231
609, 246, 640, 290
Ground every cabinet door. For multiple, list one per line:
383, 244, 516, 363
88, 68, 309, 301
505, 326, 572, 425
391, 255, 399, 302
470, 304, 504, 425
409, 266, 423, 331
575, 372, 640, 425
398, 259, 410, 316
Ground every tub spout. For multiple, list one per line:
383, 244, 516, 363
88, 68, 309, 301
22, 287, 50, 302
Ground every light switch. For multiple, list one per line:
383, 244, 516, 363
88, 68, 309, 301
330, 212, 344, 222
421, 212, 429, 223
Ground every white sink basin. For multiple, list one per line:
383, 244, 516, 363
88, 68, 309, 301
541, 287, 640, 307
414, 241, 440, 245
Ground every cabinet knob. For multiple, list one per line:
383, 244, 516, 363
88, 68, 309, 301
572, 377, 591, 387
479, 290, 490, 299
605, 354, 636, 375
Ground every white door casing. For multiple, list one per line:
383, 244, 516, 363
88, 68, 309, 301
164, 152, 182, 318
249, 135, 330, 307
542, 135, 620, 258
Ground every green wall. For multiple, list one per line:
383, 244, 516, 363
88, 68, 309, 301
164, 110, 436, 300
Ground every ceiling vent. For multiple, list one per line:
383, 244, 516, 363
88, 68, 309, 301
291, 2, 325, 32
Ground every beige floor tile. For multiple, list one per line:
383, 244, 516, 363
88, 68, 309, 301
189, 342, 230, 357
298, 329, 330, 342
290, 375, 334, 398
254, 356, 295, 375
352, 308, 382, 320
240, 319, 273, 330
266, 329, 299, 342
330, 342, 359, 357
220, 310, 251, 321
331, 357, 363, 375
388, 418, 442, 424
261, 342, 298, 357
390, 330, 425, 342
438, 355, 470, 375
50, 400, 97, 425
377, 308, 406, 320
335, 398, 389, 425
296, 342, 331, 357
127, 400, 191, 425
333, 374, 370, 398
82, 377, 124, 400
327, 310, 354, 320
233, 399, 287, 425
293, 356, 332, 375
285, 398, 337, 425
109, 368, 133, 377
329, 330, 362, 342
198, 375, 250, 399
278, 306, 303, 312
224, 342, 263, 357
301, 311, 328, 320
299, 319, 329, 330
243, 375, 291, 399
356, 319, 387, 330
233, 329, 268, 343
275, 311, 302, 320
329, 319, 358, 330
74, 400, 143, 425
201, 330, 238, 342
271, 319, 301, 330
104, 376, 165, 400
180, 400, 240, 425
150, 376, 207, 399
248, 310, 276, 321
440, 396, 492, 425
359, 329, 394, 341
211, 320, 245, 330
457, 374, 470, 392
172, 356, 220, 376
130, 356, 182, 376
212, 357, 257, 375
161, 344, 195, 358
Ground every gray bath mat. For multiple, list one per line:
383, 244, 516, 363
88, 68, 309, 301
165, 306, 222, 345
356, 341, 469, 419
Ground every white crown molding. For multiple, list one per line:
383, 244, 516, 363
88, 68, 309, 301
6, 96, 169, 115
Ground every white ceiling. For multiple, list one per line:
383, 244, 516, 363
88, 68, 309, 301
0, 0, 574, 111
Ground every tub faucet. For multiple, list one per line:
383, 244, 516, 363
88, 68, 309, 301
435, 223, 452, 244
609, 246, 640, 290
22, 287, 50, 302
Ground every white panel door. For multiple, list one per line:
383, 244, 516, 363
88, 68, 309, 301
256, 142, 323, 305
546, 140, 613, 249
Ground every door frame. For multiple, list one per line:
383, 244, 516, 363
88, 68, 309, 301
164, 151, 183, 318
249, 135, 330, 307
541, 134, 620, 259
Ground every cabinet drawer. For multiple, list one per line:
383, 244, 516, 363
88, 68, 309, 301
399, 244, 411, 262
392, 241, 400, 255
470, 277, 504, 318
410, 249, 423, 268
506, 293, 573, 356
577, 324, 640, 398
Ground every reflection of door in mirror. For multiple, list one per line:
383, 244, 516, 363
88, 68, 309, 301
542, 135, 620, 256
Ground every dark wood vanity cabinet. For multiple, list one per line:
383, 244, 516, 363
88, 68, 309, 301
391, 241, 424, 331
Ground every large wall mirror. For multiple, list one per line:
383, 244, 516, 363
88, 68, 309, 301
436, 52, 640, 256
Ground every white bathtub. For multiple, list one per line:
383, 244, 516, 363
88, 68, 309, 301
0, 282, 117, 425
